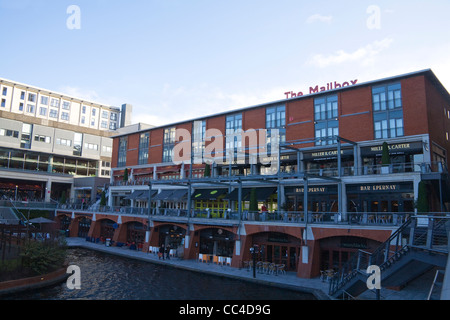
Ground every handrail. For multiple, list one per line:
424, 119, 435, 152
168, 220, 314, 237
329, 215, 450, 296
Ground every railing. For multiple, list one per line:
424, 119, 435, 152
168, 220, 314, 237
56, 203, 414, 227
329, 215, 450, 297
110, 161, 448, 186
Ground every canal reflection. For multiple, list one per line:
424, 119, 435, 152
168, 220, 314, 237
8, 249, 315, 300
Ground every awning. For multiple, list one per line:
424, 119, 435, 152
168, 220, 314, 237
136, 190, 158, 200
192, 189, 228, 200
153, 190, 176, 201
166, 189, 188, 201
254, 187, 277, 201
224, 188, 252, 201
124, 191, 144, 200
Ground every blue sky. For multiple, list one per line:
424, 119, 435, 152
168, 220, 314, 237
0, 0, 449, 126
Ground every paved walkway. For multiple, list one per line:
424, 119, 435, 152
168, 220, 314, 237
66, 238, 434, 300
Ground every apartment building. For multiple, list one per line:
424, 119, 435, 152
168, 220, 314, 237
0, 77, 132, 204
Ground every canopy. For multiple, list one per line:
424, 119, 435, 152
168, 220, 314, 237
153, 190, 176, 201
192, 189, 227, 200
29, 217, 55, 224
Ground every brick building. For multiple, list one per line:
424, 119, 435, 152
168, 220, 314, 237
58, 69, 450, 278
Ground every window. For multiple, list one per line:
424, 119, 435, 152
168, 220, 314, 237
138, 132, 150, 165
56, 138, 72, 147
39, 107, 47, 116
163, 127, 176, 162
102, 111, 108, 119
118, 137, 127, 167
2, 87, 7, 96
26, 104, 35, 113
101, 121, 108, 129
315, 96, 338, 120
372, 83, 404, 139
226, 113, 242, 159
110, 113, 118, 121
0, 129, 19, 138
49, 109, 58, 118
92, 108, 97, 116
20, 91, 25, 100
50, 98, 59, 107
84, 143, 98, 151
193, 120, 206, 161
40, 96, 48, 105
34, 135, 51, 143
102, 145, 112, 153
62, 101, 71, 110
21, 124, 33, 149
28, 93, 36, 103
19, 103, 24, 111
82, 105, 87, 114
314, 95, 339, 146
109, 122, 117, 130
61, 112, 70, 121
81, 116, 85, 124
373, 83, 402, 111
73, 133, 83, 156
1, 99, 5, 108
266, 104, 286, 153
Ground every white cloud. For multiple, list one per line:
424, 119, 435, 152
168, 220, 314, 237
307, 37, 394, 68
306, 14, 333, 24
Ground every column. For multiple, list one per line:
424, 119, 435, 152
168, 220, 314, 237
45, 179, 52, 203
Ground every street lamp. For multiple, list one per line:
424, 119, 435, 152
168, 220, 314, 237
249, 244, 261, 279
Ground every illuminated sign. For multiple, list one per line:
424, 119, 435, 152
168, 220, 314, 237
284, 79, 359, 99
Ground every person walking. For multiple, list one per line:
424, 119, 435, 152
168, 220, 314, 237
166, 244, 171, 260
159, 244, 165, 260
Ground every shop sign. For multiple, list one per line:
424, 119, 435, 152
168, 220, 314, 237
303, 148, 352, 161
284, 80, 359, 99
357, 184, 399, 192
361, 142, 423, 156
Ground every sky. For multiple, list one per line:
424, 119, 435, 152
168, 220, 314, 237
0, 0, 449, 127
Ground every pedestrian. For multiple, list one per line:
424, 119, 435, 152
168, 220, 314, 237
166, 244, 171, 260
159, 244, 165, 260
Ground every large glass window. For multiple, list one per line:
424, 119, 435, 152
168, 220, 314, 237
20, 124, 33, 149
315, 95, 339, 146
138, 132, 150, 165
73, 133, 83, 156
118, 137, 127, 167
226, 113, 242, 160
163, 127, 176, 163
193, 120, 206, 162
372, 83, 404, 139
266, 104, 286, 154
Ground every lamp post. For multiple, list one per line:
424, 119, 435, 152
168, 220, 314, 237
249, 244, 260, 279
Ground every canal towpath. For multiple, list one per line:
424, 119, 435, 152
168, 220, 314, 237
66, 238, 433, 300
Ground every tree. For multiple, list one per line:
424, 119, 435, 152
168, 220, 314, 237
249, 188, 258, 212
415, 181, 429, 213
100, 191, 107, 206
381, 142, 391, 165
59, 191, 66, 204
204, 162, 211, 177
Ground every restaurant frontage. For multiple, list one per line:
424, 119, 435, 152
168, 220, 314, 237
252, 232, 302, 271
346, 182, 415, 214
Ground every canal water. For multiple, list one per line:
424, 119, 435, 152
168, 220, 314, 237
7, 248, 315, 300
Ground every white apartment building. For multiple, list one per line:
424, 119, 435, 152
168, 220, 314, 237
0, 77, 132, 204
